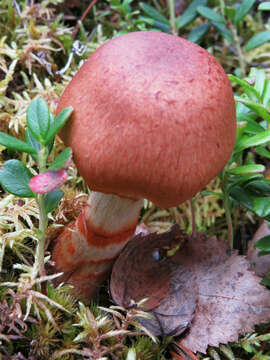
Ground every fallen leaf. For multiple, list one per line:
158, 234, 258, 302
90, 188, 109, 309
110, 226, 197, 334
247, 221, 270, 277
110, 225, 270, 353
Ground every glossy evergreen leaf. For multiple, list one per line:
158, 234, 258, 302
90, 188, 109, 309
258, 1, 270, 11
197, 6, 225, 23
230, 186, 256, 211
25, 128, 40, 160
45, 106, 73, 145
254, 146, 270, 159
254, 235, 270, 251
235, 130, 270, 152
44, 189, 64, 214
27, 98, 50, 143
262, 79, 270, 107
139, 16, 171, 32
233, 0, 256, 24
249, 68, 266, 98
229, 75, 260, 101
228, 174, 263, 190
227, 164, 265, 175
254, 198, 270, 217
187, 23, 210, 43
0, 160, 34, 197
48, 148, 72, 171
245, 31, 270, 51
246, 178, 270, 196
236, 122, 247, 142
0, 132, 37, 154
177, 0, 207, 29
140, 3, 169, 24
201, 190, 224, 198
212, 22, 233, 41
234, 96, 270, 122
245, 119, 266, 135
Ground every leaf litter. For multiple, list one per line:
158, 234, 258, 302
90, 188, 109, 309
110, 225, 270, 353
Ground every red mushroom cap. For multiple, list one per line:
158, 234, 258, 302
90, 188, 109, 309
58, 31, 236, 208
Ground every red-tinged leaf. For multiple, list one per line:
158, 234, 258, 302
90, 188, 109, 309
111, 225, 270, 353
29, 169, 68, 194
110, 226, 197, 335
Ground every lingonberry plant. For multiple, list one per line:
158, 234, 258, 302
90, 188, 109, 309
208, 68, 270, 253
0, 98, 73, 278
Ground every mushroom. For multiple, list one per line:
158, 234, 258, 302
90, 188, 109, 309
52, 31, 236, 301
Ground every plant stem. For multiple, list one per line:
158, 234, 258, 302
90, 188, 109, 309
36, 194, 48, 277
221, 169, 234, 249
229, 22, 246, 77
219, 0, 225, 18
189, 198, 196, 233
167, 0, 177, 35
34, 145, 49, 277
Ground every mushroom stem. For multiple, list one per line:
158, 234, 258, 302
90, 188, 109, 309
52, 192, 143, 300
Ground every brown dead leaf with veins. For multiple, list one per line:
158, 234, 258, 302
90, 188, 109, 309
247, 221, 270, 277
110, 225, 270, 353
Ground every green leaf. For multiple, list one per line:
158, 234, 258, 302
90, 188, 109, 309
245, 31, 270, 51
27, 98, 50, 143
258, 1, 270, 11
44, 189, 64, 213
230, 186, 255, 211
140, 3, 169, 24
212, 22, 233, 41
0, 132, 37, 154
139, 16, 171, 32
48, 147, 72, 171
258, 250, 270, 256
235, 130, 270, 152
245, 119, 266, 135
25, 128, 40, 160
233, 0, 256, 24
227, 164, 265, 175
177, 0, 207, 29
246, 178, 270, 196
249, 68, 266, 98
187, 23, 210, 44
229, 75, 260, 102
197, 6, 225, 23
228, 174, 263, 190
201, 190, 224, 198
254, 235, 270, 251
254, 198, 270, 217
0, 160, 35, 197
262, 79, 270, 107
45, 106, 73, 145
234, 96, 270, 122
254, 146, 270, 159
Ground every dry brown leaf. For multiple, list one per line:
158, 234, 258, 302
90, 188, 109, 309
174, 232, 270, 352
110, 225, 270, 353
110, 226, 185, 311
247, 221, 270, 277
111, 226, 197, 335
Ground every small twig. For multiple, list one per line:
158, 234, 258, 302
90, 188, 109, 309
189, 199, 196, 234
167, 0, 177, 35
228, 22, 246, 77
72, 0, 99, 40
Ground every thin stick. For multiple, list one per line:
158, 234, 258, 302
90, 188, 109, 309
72, 0, 99, 39
189, 199, 196, 234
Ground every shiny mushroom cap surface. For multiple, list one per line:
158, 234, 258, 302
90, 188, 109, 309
58, 31, 236, 208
